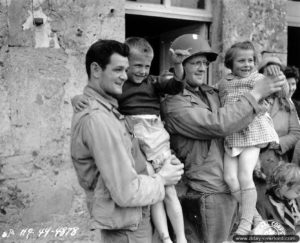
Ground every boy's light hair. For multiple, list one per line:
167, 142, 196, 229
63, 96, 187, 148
267, 162, 300, 191
125, 37, 154, 56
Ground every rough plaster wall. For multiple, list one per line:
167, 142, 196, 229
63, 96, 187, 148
211, 0, 287, 83
210, 0, 224, 84
0, 0, 124, 242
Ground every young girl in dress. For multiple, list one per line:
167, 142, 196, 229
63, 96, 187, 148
218, 41, 288, 235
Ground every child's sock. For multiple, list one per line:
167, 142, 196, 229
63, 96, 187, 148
231, 190, 242, 219
252, 210, 263, 227
231, 189, 262, 227
235, 188, 257, 235
231, 189, 241, 202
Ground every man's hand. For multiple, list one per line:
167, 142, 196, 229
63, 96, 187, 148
264, 64, 281, 77
170, 154, 181, 165
251, 72, 286, 101
158, 156, 184, 186
71, 95, 89, 113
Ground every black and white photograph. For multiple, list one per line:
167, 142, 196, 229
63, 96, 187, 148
1, 0, 300, 242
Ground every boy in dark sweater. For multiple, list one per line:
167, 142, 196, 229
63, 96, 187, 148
119, 37, 186, 243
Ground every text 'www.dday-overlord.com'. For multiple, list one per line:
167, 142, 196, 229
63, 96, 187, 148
233, 234, 300, 242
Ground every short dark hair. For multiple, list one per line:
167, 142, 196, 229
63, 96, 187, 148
224, 41, 257, 70
284, 66, 300, 84
125, 37, 154, 56
85, 39, 129, 79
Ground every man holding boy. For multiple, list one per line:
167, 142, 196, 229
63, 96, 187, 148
161, 34, 287, 243
70, 39, 184, 242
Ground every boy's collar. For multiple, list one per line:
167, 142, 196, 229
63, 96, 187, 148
184, 83, 216, 94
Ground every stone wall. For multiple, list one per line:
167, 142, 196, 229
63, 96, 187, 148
0, 0, 124, 242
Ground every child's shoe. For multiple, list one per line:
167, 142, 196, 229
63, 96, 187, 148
251, 221, 276, 235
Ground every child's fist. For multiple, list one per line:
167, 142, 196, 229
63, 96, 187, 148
169, 48, 192, 65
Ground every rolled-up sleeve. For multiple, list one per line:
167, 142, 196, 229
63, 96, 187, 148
161, 92, 262, 140
83, 113, 165, 207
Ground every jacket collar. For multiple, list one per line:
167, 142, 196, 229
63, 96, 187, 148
183, 84, 220, 111
83, 85, 123, 119
183, 83, 217, 95
84, 85, 118, 108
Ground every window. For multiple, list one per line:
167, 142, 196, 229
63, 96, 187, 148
126, 0, 206, 9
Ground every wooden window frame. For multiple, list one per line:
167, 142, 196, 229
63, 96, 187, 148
125, 0, 212, 22
287, 1, 300, 27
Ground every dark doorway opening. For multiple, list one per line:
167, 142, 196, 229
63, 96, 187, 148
125, 14, 204, 75
288, 26, 300, 100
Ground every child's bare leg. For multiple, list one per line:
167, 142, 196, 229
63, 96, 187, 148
164, 185, 186, 243
225, 153, 262, 227
148, 163, 172, 243
224, 153, 240, 193
224, 153, 244, 219
236, 147, 261, 235
151, 201, 172, 243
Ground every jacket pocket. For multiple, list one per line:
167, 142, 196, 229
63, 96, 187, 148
92, 194, 142, 231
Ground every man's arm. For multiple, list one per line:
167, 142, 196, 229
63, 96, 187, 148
162, 92, 260, 140
83, 113, 183, 207
162, 74, 286, 140
250, 73, 287, 101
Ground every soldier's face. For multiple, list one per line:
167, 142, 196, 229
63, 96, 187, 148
184, 55, 208, 87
